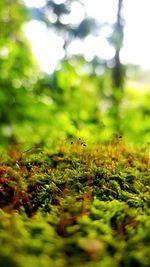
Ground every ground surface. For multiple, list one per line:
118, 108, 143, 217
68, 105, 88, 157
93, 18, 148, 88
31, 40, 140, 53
0, 139, 149, 267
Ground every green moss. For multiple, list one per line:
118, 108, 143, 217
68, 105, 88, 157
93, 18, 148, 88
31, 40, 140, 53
0, 140, 149, 266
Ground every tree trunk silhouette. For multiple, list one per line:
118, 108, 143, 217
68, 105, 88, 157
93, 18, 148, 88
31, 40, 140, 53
110, 0, 125, 134
112, 0, 125, 90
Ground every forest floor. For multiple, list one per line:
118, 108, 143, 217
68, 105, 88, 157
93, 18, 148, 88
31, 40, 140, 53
0, 138, 150, 267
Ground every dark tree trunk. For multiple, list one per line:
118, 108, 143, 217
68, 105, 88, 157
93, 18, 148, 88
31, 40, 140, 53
112, 0, 125, 90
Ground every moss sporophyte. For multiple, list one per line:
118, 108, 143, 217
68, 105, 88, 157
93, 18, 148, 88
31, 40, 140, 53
0, 140, 149, 267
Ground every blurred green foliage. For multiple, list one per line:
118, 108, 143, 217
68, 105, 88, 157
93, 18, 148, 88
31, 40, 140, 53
0, 0, 39, 145
0, 0, 149, 148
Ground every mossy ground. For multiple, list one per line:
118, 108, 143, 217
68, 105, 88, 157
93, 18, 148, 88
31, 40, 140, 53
0, 139, 149, 267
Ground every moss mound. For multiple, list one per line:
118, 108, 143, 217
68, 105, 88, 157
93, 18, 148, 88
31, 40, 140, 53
0, 139, 149, 267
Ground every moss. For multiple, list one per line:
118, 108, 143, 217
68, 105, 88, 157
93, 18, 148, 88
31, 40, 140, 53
0, 140, 149, 266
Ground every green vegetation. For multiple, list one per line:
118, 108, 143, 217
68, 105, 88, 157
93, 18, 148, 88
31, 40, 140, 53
0, 0, 39, 145
0, 0, 149, 147
0, 140, 149, 267
0, 1, 150, 266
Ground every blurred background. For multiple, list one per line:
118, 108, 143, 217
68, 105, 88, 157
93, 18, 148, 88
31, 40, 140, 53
0, 0, 149, 148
